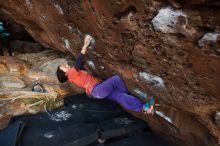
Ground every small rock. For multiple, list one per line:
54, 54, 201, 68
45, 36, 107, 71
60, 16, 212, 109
32, 82, 45, 93
198, 32, 220, 48
0, 76, 26, 89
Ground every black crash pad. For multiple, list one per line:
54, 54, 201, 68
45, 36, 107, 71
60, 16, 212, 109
0, 93, 171, 146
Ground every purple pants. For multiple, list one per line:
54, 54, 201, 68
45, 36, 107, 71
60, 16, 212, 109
91, 75, 144, 112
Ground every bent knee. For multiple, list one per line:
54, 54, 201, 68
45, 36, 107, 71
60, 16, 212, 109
112, 75, 121, 80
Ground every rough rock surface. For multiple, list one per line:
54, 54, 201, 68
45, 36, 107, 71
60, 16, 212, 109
0, 0, 220, 145
0, 75, 26, 89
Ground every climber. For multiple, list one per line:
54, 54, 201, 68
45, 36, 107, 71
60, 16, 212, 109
0, 21, 12, 56
56, 35, 154, 114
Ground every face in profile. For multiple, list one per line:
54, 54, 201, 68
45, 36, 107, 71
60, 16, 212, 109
59, 64, 70, 73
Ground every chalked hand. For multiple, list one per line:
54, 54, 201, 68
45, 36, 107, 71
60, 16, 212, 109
85, 34, 96, 52
84, 34, 92, 47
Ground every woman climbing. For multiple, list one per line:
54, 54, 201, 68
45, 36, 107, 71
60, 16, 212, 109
56, 35, 154, 114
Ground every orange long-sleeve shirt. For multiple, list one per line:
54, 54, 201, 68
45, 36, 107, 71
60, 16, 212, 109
66, 67, 100, 95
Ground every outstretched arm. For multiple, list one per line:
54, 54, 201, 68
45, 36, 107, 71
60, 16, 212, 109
74, 35, 92, 70
81, 35, 92, 54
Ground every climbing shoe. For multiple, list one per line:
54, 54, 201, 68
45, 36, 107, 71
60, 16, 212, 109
143, 96, 155, 114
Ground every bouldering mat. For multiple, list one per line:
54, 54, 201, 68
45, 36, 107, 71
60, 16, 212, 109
0, 93, 171, 146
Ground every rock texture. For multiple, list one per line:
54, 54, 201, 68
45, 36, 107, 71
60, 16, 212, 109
0, 76, 26, 89
0, 0, 220, 145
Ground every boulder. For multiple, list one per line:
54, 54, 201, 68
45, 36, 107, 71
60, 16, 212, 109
0, 0, 220, 145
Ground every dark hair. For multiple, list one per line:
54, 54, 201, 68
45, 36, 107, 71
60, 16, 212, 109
56, 66, 68, 83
